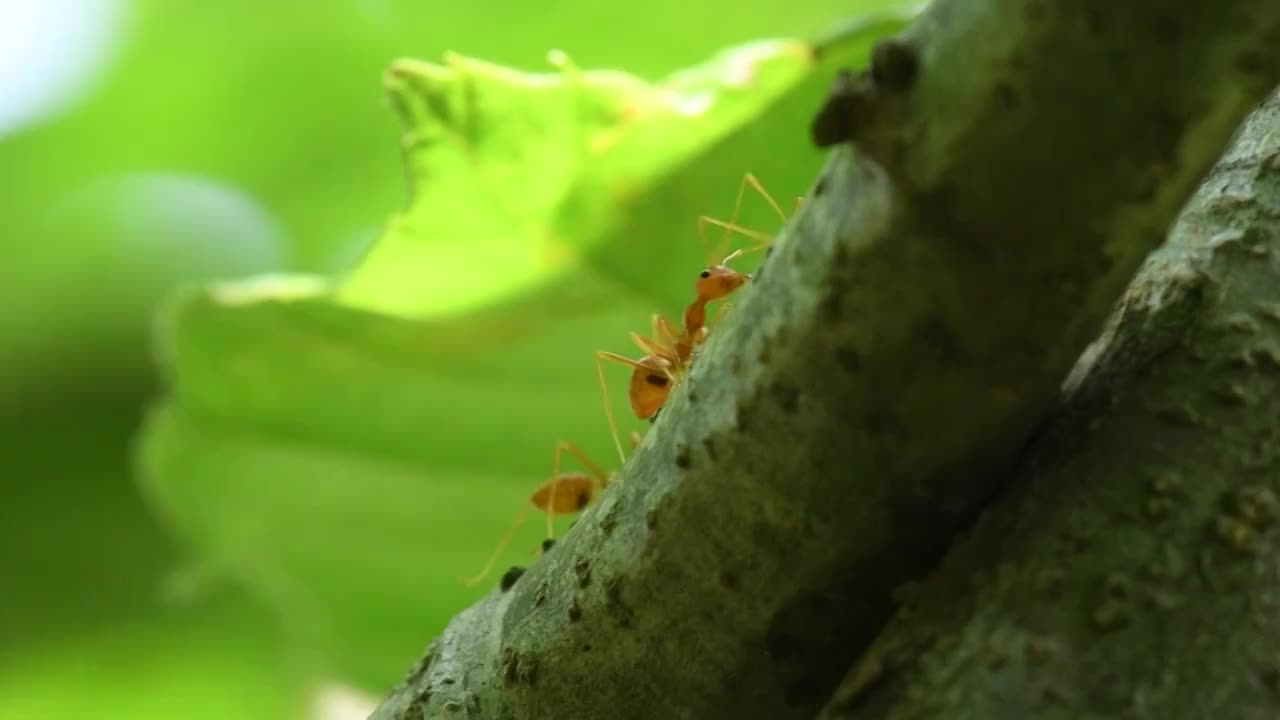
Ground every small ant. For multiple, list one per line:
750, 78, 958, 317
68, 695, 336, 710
594, 174, 798, 462
461, 177, 802, 588
460, 433, 640, 587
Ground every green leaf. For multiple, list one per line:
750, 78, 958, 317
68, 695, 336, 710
141, 277, 649, 687
337, 40, 814, 318
137, 10, 918, 690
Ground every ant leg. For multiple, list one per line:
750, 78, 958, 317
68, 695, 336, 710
593, 352, 630, 467
556, 440, 611, 485
628, 333, 680, 378
543, 441, 607, 540
654, 314, 681, 349
546, 444, 565, 540
461, 504, 533, 587
557, 439, 614, 495
596, 351, 672, 464
696, 171, 755, 264
697, 216, 774, 253
744, 173, 789, 226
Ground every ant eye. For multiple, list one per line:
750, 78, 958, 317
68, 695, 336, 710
699, 270, 711, 278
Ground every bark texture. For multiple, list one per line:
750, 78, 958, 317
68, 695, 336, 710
820, 88, 1280, 720
371, 2, 1280, 718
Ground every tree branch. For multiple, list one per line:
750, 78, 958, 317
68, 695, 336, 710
819, 86, 1280, 720
372, 2, 1280, 718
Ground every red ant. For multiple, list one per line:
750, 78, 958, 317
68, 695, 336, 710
461, 433, 642, 587
593, 173, 798, 462
461, 175, 798, 587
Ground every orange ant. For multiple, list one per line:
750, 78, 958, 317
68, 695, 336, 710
593, 173, 798, 462
461, 176, 801, 588
460, 433, 640, 587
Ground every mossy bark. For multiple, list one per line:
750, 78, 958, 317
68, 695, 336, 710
820, 89, 1280, 720
371, 2, 1280, 718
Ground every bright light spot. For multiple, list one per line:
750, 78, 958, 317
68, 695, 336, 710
311, 682, 379, 720
42, 172, 288, 313
211, 274, 331, 306
0, 0, 128, 138
664, 90, 715, 117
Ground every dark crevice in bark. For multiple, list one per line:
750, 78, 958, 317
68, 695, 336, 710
821, 88, 1280, 720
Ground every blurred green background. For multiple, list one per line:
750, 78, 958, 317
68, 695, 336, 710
0, 1, 908, 717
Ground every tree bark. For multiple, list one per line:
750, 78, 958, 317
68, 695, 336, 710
819, 87, 1280, 720
371, 2, 1280, 718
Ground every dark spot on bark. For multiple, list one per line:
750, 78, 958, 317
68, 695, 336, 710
814, 175, 827, 196
870, 39, 918, 92
517, 653, 539, 685
604, 576, 635, 628
581, 643, 592, 652
687, 388, 698, 403
648, 407, 661, 424
1083, 9, 1102, 35
1150, 14, 1181, 44
1259, 665, 1280, 695
773, 382, 800, 414
995, 82, 1017, 110
675, 445, 692, 470
720, 570, 740, 591
500, 566, 526, 591
812, 68, 871, 147
703, 436, 719, 462
533, 587, 548, 607
1237, 51, 1266, 76
645, 507, 659, 530
837, 345, 862, 372
598, 502, 619, 536
832, 238, 850, 267
405, 644, 437, 686
645, 374, 669, 388
568, 599, 582, 622
442, 700, 462, 714
574, 558, 592, 587
500, 647, 518, 685
866, 409, 896, 436
406, 691, 431, 719
919, 313, 967, 362
758, 342, 772, 364
542, 538, 556, 552
822, 294, 843, 321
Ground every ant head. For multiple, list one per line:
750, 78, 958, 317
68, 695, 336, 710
696, 263, 749, 301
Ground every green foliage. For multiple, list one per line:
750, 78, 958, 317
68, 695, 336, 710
138, 16, 917, 691
0, 0, 916, 714
342, 41, 812, 316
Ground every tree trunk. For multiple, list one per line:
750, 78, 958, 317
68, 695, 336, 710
371, 1, 1280, 718
819, 88, 1280, 720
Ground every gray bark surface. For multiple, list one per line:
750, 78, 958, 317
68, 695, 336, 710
820, 88, 1280, 720
371, 2, 1280, 718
